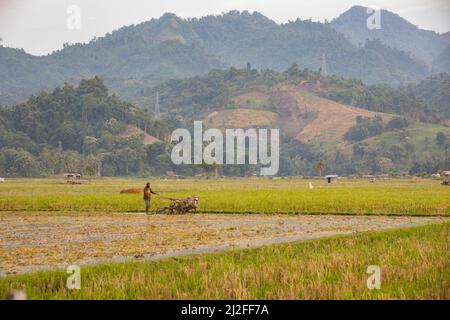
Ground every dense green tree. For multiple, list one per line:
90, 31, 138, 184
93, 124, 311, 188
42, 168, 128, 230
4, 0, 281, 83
436, 132, 447, 147
315, 159, 327, 176
0, 148, 42, 177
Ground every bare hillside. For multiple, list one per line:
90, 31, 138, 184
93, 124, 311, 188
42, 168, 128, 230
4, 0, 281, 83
204, 83, 394, 144
120, 125, 161, 145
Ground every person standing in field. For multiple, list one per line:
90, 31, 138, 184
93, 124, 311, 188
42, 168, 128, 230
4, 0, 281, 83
144, 182, 158, 214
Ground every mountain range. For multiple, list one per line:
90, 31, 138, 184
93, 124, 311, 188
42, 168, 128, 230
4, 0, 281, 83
1, 6, 449, 106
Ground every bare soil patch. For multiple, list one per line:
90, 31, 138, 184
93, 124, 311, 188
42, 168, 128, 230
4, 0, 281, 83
0, 212, 446, 274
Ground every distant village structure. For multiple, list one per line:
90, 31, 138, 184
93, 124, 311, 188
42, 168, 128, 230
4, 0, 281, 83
325, 174, 338, 183
64, 173, 82, 179
165, 171, 182, 179
64, 172, 82, 184
442, 171, 450, 185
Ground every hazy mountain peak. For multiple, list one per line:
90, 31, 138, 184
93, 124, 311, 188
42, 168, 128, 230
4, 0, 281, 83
336, 5, 421, 31
151, 13, 190, 44
159, 12, 182, 21
331, 5, 449, 64
199, 10, 276, 29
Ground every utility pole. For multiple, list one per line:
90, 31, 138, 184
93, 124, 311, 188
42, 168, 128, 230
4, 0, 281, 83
154, 91, 160, 119
321, 53, 327, 76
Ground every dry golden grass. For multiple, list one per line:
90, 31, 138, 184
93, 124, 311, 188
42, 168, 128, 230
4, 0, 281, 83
119, 188, 141, 194
204, 108, 279, 128
214, 82, 394, 144
230, 88, 272, 108
288, 88, 392, 143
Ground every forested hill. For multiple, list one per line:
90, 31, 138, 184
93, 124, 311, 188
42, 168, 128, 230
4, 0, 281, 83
145, 66, 449, 176
0, 9, 439, 105
433, 45, 450, 74
0, 74, 448, 178
0, 77, 171, 177
401, 73, 450, 119
143, 66, 449, 124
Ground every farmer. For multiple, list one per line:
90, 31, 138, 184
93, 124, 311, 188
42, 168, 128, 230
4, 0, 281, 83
143, 182, 158, 214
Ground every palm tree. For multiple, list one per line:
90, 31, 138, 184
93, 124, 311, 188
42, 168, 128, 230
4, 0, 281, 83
315, 159, 327, 177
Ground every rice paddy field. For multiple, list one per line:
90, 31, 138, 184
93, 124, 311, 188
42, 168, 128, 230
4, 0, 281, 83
0, 177, 448, 215
1, 223, 448, 299
0, 177, 449, 299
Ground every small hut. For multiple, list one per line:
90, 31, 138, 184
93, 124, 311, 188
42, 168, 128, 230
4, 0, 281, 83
64, 173, 81, 179
165, 171, 182, 179
442, 171, 450, 185
64, 173, 82, 184
325, 174, 338, 184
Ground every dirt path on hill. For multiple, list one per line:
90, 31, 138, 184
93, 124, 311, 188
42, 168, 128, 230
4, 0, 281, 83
0, 212, 447, 274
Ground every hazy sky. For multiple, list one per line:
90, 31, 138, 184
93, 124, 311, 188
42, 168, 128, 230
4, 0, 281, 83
1, 0, 449, 56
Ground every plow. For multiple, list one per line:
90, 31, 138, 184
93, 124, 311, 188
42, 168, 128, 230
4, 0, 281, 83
154, 195, 199, 215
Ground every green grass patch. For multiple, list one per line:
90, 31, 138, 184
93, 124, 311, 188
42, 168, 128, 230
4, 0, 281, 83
0, 178, 448, 215
364, 122, 450, 161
